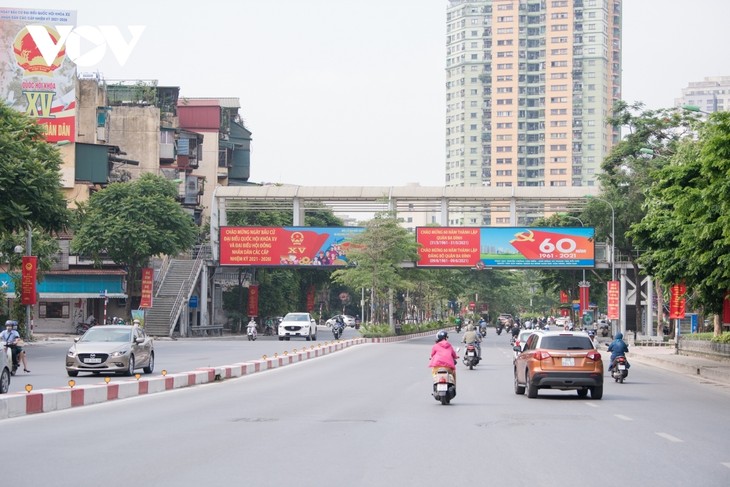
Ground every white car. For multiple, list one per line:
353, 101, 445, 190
325, 314, 356, 328
1, 343, 11, 393
278, 312, 318, 341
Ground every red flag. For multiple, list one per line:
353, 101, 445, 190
607, 281, 619, 320
248, 284, 259, 317
669, 283, 686, 319
560, 290, 569, 304
21, 256, 37, 305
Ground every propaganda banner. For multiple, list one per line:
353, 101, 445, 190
0, 8, 77, 143
21, 256, 37, 305
723, 291, 730, 326
220, 227, 364, 267
579, 283, 590, 316
669, 283, 687, 319
247, 284, 259, 317
560, 290, 569, 304
607, 280, 620, 320
416, 227, 594, 268
139, 268, 154, 308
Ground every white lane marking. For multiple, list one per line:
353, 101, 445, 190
722, 463, 730, 469
585, 402, 599, 408
656, 432, 683, 443
615, 414, 633, 421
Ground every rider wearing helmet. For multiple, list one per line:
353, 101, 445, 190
1, 320, 30, 373
461, 323, 482, 361
429, 330, 458, 382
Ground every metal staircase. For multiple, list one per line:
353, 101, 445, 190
143, 245, 208, 337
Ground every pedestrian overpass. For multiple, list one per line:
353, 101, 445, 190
205, 184, 646, 337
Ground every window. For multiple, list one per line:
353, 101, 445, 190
497, 28, 514, 34
551, 24, 568, 31
496, 170, 513, 176
39, 301, 70, 319
496, 99, 513, 105
496, 87, 513, 93
497, 63, 513, 70
497, 16, 514, 22
497, 75, 513, 81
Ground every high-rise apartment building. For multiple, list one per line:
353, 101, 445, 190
445, 0, 621, 225
675, 76, 730, 113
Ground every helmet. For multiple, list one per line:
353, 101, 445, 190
133, 319, 140, 324
436, 330, 449, 342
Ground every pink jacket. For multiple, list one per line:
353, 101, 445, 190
429, 340, 457, 368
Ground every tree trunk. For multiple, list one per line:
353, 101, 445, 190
715, 314, 722, 337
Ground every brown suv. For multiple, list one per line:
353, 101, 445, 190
513, 331, 604, 399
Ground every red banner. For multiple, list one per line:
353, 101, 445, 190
306, 285, 315, 313
669, 283, 687, 319
607, 281, 619, 320
248, 284, 259, 317
416, 227, 481, 266
579, 284, 590, 316
560, 290, 569, 304
21, 256, 37, 305
723, 291, 730, 325
139, 268, 154, 308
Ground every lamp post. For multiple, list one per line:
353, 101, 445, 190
13, 225, 33, 340
585, 196, 616, 334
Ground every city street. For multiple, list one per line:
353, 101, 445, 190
2, 331, 729, 487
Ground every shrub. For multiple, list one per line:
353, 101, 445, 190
711, 332, 730, 344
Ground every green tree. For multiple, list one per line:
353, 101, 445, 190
71, 174, 197, 318
331, 212, 419, 330
597, 101, 698, 332
631, 112, 730, 335
1, 102, 70, 336
0, 103, 70, 236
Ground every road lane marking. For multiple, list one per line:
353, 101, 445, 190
656, 432, 683, 443
585, 402, 599, 408
615, 414, 633, 421
722, 463, 730, 469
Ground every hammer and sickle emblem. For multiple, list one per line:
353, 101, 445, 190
511, 230, 535, 243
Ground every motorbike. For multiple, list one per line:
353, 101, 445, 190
432, 347, 459, 405
610, 356, 629, 383
3, 344, 19, 376
484, 324, 491, 336
463, 344, 479, 370
455, 321, 462, 333
332, 322, 345, 339
247, 322, 257, 341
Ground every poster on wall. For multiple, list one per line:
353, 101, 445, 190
0, 7, 77, 143
219, 227, 364, 267
416, 227, 594, 268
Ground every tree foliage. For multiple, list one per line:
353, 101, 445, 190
331, 212, 420, 327
0, 102, 69, 235
71, 173, 198, 317
631, 111, 730, 321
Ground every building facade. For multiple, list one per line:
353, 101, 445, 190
675, 76, 730, 113
445, 0, 621, 225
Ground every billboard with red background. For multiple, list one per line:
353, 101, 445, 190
220, 227, 364, 267
417, 227, 594, 268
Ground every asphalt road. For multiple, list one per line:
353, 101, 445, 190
6, 325, 359, 393
2, 331, 730, 487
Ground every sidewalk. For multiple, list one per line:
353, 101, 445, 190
608, 344, 730, 386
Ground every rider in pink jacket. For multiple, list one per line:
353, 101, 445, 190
429, 330, 457, 368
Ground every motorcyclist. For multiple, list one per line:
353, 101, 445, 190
454, 315, 463, 332
1, 320, 30, 373
607, 332, 630, 371
247, 318, 258, 338
462, 323, 482, 361
429, 330, 458, 383
332, 315, 345, 337
479, 318, 489, 336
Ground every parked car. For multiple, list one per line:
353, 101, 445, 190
513, 330, 603, 399
325, 314, 356, 328
278, 312, 318, 341
0, 342, 10, 393
66, 325, 155, 377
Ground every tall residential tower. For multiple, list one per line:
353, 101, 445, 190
445, 0, 621, 225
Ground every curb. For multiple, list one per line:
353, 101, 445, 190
0, 338, 367, 420
628, 353, 730, 385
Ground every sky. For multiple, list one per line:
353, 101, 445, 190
8, 0, 730, 187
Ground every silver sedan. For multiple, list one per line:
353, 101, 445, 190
66, 325, 154, 377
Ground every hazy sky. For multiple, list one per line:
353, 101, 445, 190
10, 0, 730, 187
